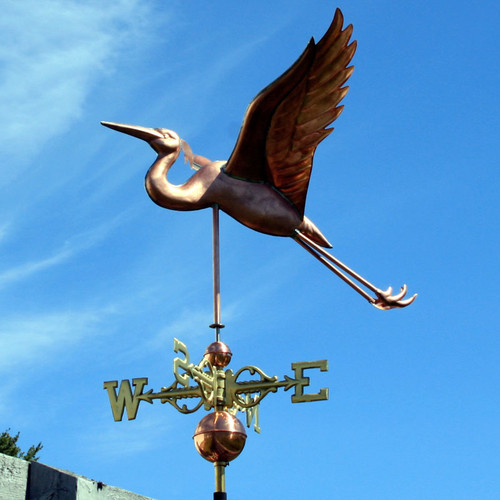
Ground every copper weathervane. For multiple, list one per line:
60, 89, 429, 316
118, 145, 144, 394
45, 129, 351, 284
103, 8, 417, 499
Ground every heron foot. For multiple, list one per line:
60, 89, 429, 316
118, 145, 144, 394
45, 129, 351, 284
293, 230, 417, 311
372, 284, 417, 310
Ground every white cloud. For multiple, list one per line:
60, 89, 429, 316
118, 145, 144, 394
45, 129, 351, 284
0, 223, 11, 245
82, 412, 172, 459
0, 304, 120, 420
145, 307, 213, 351
0, 0, 167, 164
0, 307, 110, 373
0, 214, 124, 290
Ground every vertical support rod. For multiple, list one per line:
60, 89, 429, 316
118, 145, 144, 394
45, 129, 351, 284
214, 462, 227, 500
211, 204, 223, 341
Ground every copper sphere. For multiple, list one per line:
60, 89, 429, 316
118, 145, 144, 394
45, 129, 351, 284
204, 342, 232, 367
193, 411, 247, 462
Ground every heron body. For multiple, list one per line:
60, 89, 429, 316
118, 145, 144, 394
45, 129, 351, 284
143, 146, 331, 247
102, 9, 416, 310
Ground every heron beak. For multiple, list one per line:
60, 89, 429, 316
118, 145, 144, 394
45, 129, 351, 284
101, 121, 164, 142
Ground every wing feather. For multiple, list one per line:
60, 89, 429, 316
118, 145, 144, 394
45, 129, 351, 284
224, 8, 356, 215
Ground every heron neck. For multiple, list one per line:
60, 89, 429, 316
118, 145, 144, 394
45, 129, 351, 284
145, 149, 192, 210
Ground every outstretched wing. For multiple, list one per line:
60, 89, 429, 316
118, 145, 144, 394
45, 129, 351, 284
224, 8, 356, 216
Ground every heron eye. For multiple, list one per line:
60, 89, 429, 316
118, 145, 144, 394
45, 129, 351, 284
155, 128, 168, 137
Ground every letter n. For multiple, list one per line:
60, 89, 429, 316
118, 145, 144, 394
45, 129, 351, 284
103, 378, 148, 421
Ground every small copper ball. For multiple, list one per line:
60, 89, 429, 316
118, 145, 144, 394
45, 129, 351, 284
204, 342, 232, 367
193, 411, 247, 463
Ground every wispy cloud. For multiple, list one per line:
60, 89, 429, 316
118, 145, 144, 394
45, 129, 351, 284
0, 307, 111, 374
0, 303, 119, 420
0, 223, 11, 246
143, 248, 297, 352
0, 214, 124, 290
83, 412, 173, 459
0, 0, 167, 167
146, 307, 213, 351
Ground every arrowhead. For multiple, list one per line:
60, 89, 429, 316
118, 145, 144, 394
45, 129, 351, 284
283, 375, 298, 392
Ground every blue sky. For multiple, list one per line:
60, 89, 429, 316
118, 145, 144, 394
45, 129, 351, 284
0, 1, 498, 499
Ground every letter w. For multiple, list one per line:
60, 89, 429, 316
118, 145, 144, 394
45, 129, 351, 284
103, 378, 148, 421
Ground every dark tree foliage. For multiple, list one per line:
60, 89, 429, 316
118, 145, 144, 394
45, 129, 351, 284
0, 429, 43, 462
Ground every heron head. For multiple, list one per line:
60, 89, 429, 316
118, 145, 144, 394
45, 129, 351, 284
149, 128, 181, 154
101, 121, 181, 155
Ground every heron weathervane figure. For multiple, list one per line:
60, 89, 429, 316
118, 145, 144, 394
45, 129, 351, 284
102, 8, 416, 310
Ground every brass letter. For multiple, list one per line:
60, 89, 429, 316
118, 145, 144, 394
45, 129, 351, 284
173, 338, 191, 387
103, 378, 148, 421
244, 395, 261, 434
290, 360, 329, 403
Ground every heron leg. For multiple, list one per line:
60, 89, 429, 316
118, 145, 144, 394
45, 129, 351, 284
294, 230, 417, 310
